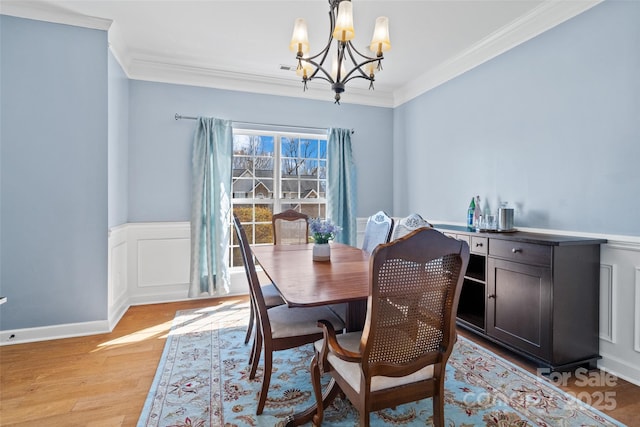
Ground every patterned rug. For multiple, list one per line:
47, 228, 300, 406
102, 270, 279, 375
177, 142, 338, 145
137, 301, 625, 427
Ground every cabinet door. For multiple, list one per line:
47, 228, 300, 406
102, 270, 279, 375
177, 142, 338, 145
487, 258, 552, 361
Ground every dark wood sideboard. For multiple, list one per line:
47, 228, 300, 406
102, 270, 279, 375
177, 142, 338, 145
434, 224, 606, 371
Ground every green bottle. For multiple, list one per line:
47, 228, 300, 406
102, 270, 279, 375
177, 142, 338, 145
467, 197, 475, 229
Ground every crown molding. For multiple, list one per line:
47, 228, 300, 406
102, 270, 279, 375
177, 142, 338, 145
2, 0, 602, 108
126, 56, 396, 108
0, 0, 111, 30
393, 0, 603, 107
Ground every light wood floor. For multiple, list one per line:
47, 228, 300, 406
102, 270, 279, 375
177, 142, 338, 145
1, 297, 638, 426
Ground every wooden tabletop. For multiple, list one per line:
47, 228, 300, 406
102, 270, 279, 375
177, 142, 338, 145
251, 243, 371, 307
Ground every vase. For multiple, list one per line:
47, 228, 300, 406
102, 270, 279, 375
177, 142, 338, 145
312, 243, 331, 262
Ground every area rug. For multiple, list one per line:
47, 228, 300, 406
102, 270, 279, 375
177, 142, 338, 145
137, 301, 625, 427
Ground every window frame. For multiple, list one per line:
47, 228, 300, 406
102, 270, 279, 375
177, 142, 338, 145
230, 127, 328, 268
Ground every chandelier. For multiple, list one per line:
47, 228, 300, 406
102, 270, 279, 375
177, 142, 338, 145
289, 0, 391, 104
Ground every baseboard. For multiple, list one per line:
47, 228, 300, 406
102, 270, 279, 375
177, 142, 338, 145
108, 294, 130, 332
598, 352, 640, 387
0, 319, 111, 346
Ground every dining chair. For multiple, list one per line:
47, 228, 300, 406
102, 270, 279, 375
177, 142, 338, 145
243, 209, 309, 345
309, 227, 470, 427
389, 212, 432, 241
232, 213, 345, 415
272, 209, 309, 245
361, 210, 394, 253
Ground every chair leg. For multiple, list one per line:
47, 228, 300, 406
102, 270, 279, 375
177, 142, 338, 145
249, 327, 262, 380
244, 300, 255, 345
432, 376, 445, 427
310, 354, 324, 426
360, 411, 370, 427
256, 349, 272, 415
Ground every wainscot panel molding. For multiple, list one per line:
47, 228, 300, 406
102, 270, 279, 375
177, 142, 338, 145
7, 218, 640, 387
108, 224, 129, 330
599, 242, 640, 386
126, 222, 192, 305
124, 222, 250, 307
635, 267, 640, 353
599, 264, 616, 344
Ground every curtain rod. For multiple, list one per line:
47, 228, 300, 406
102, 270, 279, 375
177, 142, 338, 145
174, 113, 354, 134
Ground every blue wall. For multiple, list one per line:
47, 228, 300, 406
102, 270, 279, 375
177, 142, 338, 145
2, 0, 638, 333
0, 16, 109, 329
128, 81, 394, 222
394, 0, 640, 236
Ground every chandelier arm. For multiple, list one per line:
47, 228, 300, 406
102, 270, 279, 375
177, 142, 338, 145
299, 57, 336, 83
300, 4, 338, 83
339, 44, 380, 82
347, 41, 382, 62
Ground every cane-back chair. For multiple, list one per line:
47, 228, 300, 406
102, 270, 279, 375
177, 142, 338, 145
272, 209, 309, 245
232, 214, 345, 415
310, 227, 470, 427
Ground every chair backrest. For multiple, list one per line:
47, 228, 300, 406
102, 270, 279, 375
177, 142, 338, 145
272, 209, 309, 245
361, 211, 394, 253
233, 214, 271, 334
390, 213, 432, 241
361, 227, 469, 376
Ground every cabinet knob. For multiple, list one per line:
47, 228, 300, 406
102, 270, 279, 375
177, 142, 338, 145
512, 248, 522, 253
476, 242, 483, 247
488, 294, 496, 299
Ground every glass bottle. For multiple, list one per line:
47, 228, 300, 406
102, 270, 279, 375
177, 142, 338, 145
473, 195, 482, 230
467, 197, 475, 229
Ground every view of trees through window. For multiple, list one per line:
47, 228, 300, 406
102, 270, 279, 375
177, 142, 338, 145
231, 129, 327, 267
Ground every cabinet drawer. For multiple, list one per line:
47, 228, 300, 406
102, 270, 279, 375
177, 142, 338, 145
470, 236, 488, 255
443, 233, 470, 246
456, 234, 471, 246
489, 239, 551, 266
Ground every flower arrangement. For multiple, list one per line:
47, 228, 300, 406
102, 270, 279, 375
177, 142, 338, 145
309, 218, 341, 244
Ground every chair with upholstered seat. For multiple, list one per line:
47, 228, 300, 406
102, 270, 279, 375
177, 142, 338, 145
243, 209, 310, 345
309, 227, 470, 427
361, 211, 394, 253
390, 212, 432, 241
232, 214, 345, 415
272, 209, 309, 245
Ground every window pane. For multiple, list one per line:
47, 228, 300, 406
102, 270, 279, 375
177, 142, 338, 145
255, 223, 273, 244
233, 204, 253, 222
254, 204, 273, 222
300, 204, 320, 218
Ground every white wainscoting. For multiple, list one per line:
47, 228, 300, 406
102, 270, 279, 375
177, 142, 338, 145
6, 219, 640, 386
117, 222, 253, 307
108, 224, 129, 330
598, 240, 640, 386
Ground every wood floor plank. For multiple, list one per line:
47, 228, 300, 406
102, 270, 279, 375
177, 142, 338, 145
1, 296, 638, 426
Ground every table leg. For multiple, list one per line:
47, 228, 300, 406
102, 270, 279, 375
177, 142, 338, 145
346, 299, 367, 332
284, 378, 341, 426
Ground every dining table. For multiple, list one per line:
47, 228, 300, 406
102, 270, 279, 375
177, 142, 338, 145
251, 242, 371, 332
251, 242, 371, 426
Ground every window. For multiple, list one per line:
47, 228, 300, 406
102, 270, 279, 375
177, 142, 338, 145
231, 128, 327, 267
